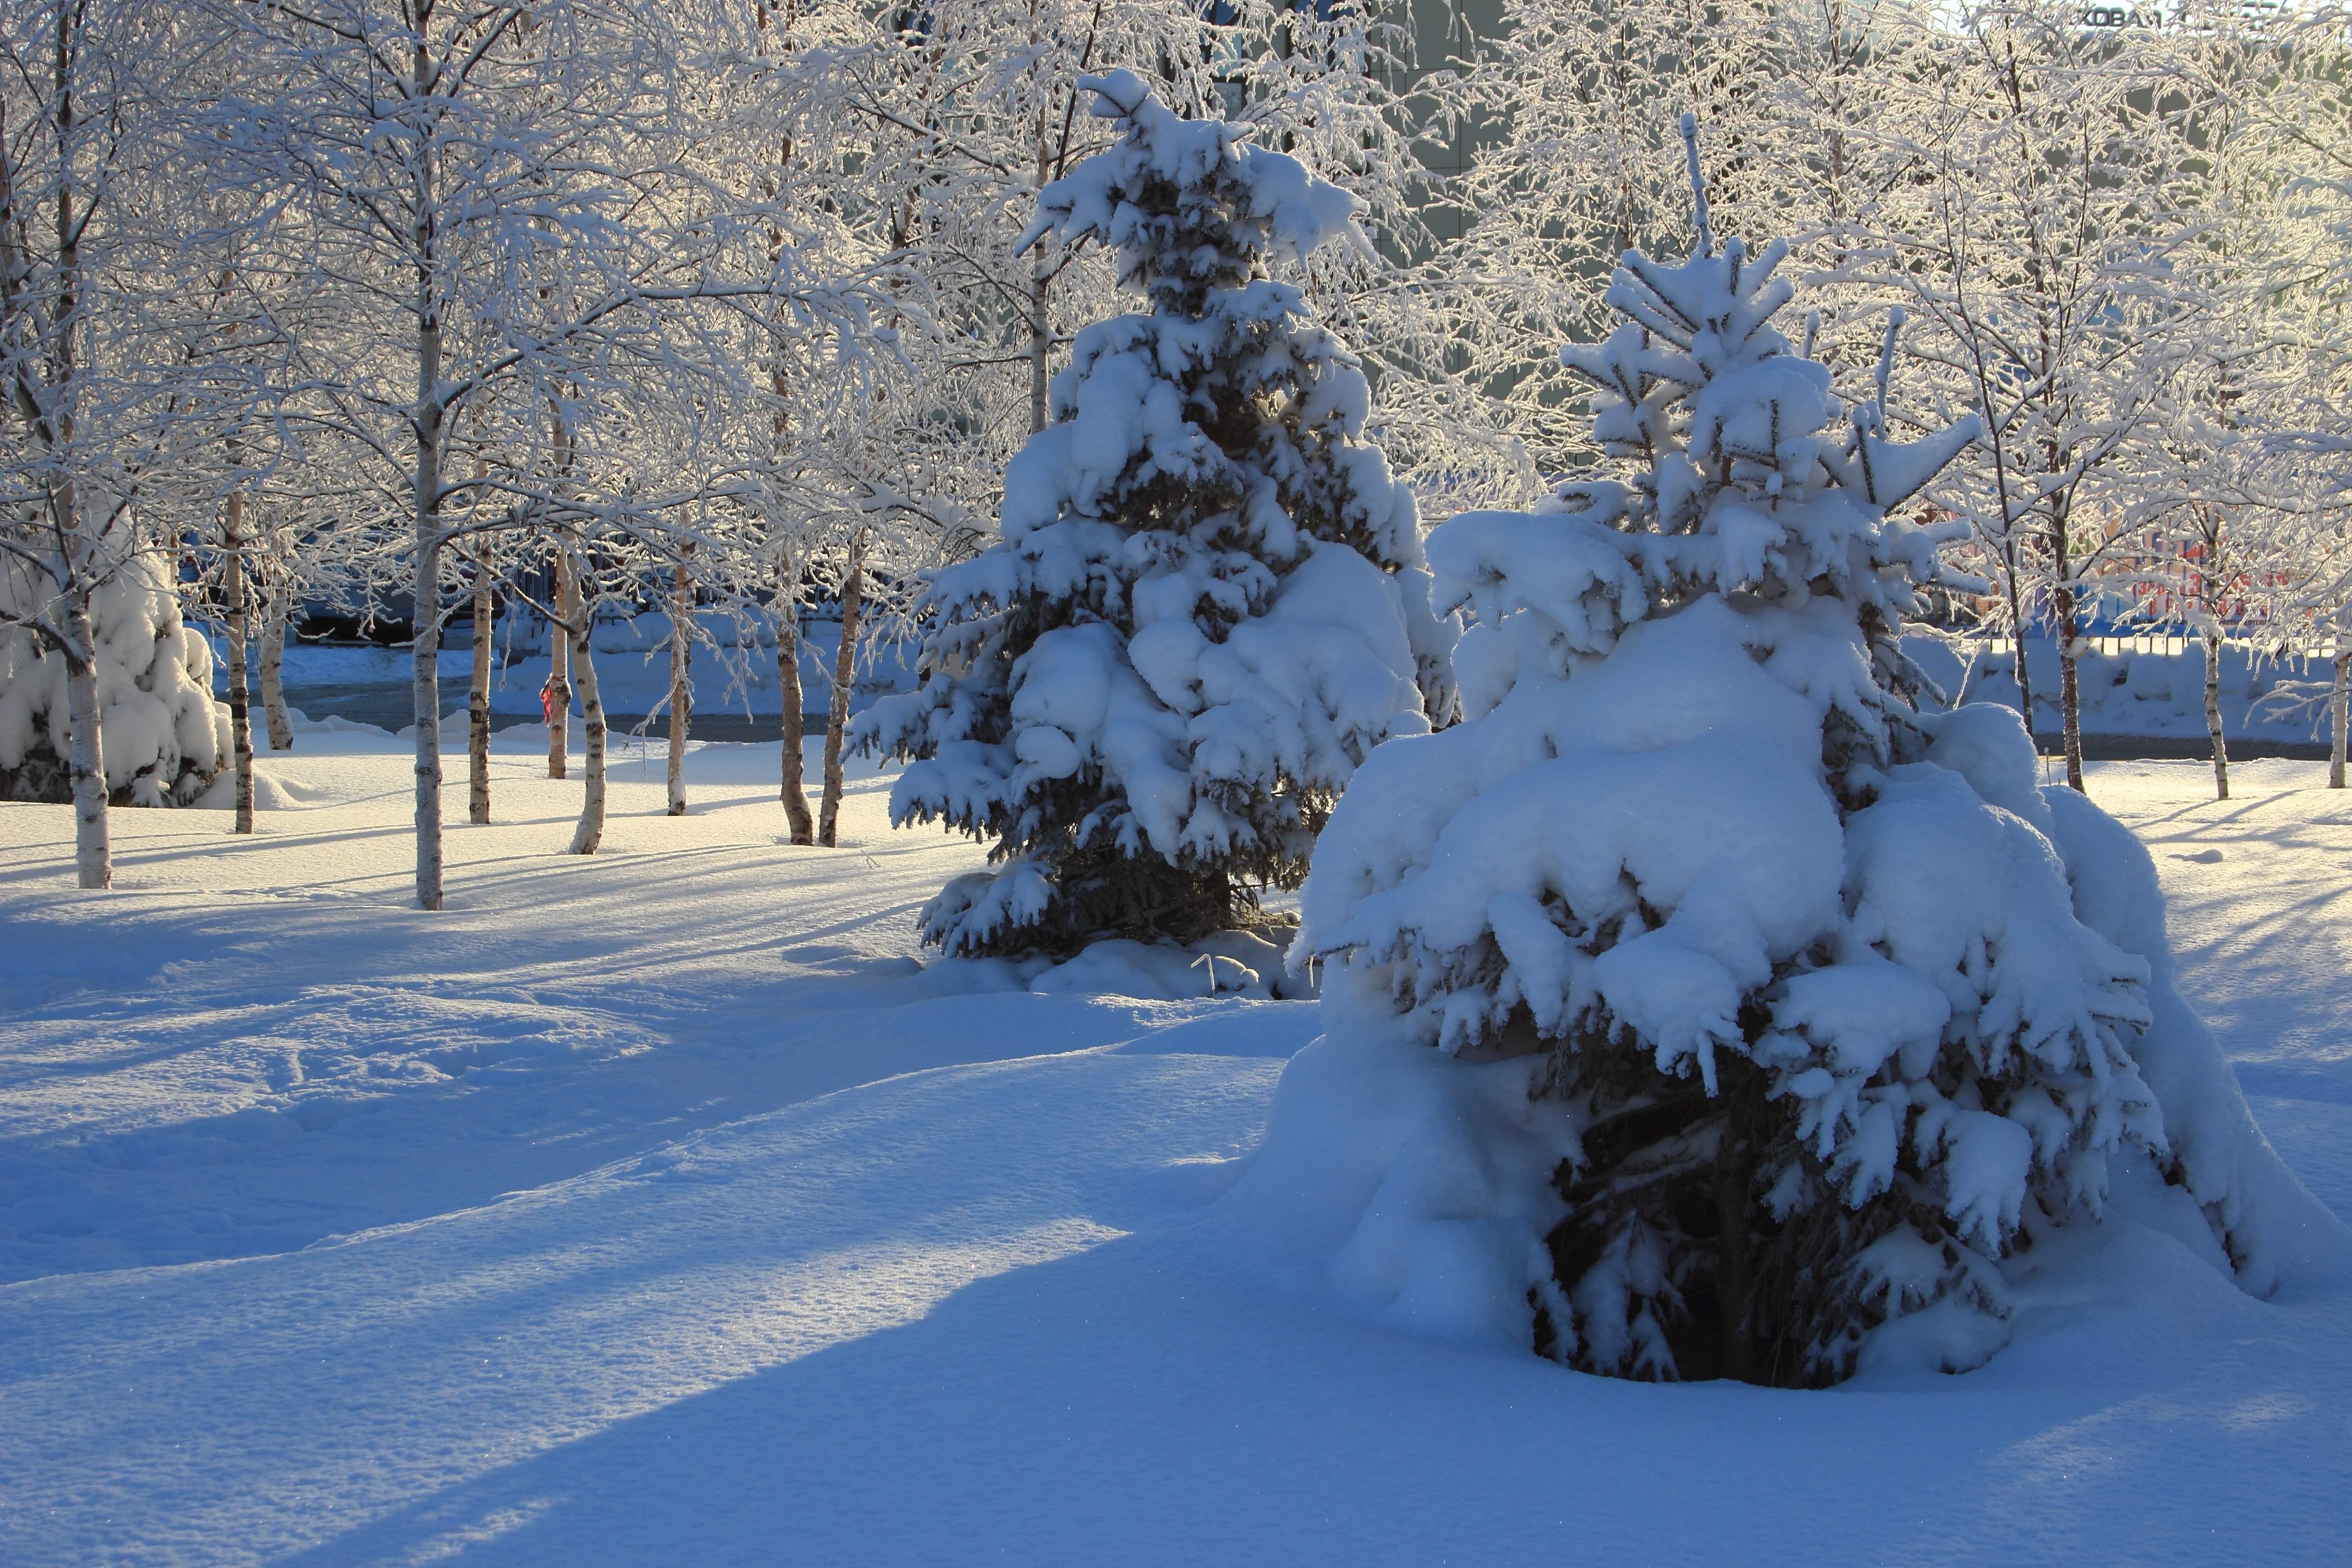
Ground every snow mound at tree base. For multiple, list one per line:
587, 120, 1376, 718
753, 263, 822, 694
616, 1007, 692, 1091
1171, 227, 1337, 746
1024, 926, 1316, 1002
0, 739, 218, 808
283, 705, 397, 738
1209, 990, 1575, 1346
1213, 806, 2352, 1380
189, 762, 302, 811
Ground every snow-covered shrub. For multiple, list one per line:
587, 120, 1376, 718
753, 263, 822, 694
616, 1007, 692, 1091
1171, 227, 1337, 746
0, 551, 228, 806
1252, 208, 2318, 1386
857, 71, 1455, 957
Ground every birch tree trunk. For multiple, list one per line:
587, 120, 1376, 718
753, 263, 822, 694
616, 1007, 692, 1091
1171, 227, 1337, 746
777, 549, 814, 843
1029, 130, 1051, 436
62, 576, 109, 890
412, 549, 446, 907
12, 33, 108, 887
260, 567, 292, 751
566, 569, 607, 854
225, 490, 255, 833
667, 541, 691, 816
409, 30, 449, 913
2331, 627, 2347, 791
2055, 581, 2084, 793
2204, 631, 2229, 802
817, 531, 864, 849
545, 549, 571, 779
2003, 550, 2034, 739
469, 538, 492, 825
1028, 261, 1050, 437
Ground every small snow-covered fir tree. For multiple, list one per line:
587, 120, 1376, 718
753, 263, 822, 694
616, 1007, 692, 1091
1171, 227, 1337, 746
857, 71, 1454, 957
1267, 122, 2260, 1384
0, 550, 229, 807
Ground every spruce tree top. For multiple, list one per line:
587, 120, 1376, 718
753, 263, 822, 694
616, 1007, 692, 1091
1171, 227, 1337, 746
992, 69, 1421, 570
1018, 69, 1361, 318
858, 72, 1450, 959
1437, 233, 1980, 739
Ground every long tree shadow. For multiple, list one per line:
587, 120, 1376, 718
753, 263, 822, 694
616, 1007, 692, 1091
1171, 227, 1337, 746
265, 1228, 1553, 1568
0, 978, 1183, 1281
262, 1206, 2320, 1568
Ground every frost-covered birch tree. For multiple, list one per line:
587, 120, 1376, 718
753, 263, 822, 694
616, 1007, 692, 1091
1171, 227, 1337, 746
786, 0, 1221, 852
207, 0, 887, 906
2224, 5, 2352, 785
1414, 0, 1790, 489
1401, 0, 1962, 506
2115, 315, 2317, 802
1853, 4, 2215, 791
0, 0, 236, 883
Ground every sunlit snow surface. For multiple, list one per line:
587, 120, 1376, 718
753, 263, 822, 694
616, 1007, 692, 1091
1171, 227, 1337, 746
2, 736, 2347, 1564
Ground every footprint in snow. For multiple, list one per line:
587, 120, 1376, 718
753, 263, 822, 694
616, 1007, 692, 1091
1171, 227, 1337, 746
2173, 848, 2225, 863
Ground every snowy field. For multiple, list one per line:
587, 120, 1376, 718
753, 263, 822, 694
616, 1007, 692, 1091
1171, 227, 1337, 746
2, 738, 2348, 1565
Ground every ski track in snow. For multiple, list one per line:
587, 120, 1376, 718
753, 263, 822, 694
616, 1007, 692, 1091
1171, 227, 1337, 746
2, 741, 2347, 1564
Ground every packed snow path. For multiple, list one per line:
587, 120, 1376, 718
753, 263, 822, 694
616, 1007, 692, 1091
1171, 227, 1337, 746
2, 740, 2347, 1564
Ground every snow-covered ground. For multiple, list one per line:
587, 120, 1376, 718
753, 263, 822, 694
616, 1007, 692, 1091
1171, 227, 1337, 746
2, 740, 2347, 1564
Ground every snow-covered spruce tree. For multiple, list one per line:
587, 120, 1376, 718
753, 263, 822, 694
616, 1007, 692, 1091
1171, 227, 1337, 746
856, 71, 1455, 957
1256, 154, 2296, 1385
0, 549, 228, 807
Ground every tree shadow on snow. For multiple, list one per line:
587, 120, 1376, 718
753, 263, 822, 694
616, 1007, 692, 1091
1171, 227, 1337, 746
264, 1201, 2335, 1568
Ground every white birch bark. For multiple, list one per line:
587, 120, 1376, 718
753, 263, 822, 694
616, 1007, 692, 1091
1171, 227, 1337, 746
2056, 566, 2086, 794
62, 575, 109, 889
0, 18, 108, 888
2204, 631, 2229, 802
2331, 627, 2348, 791
667, 540, 691, 816
225, 489, 254, 833
469, 536, 492, 825
260, 565, 292, 751
777, 549, 813, 843
203, 0, 899, 895
410, 77, 447, 911
412, 494, 446, 909
545, 549, 571, 780
817, 529, 863, 848
1028, 256, 1050, 438
567, 566, 607, 854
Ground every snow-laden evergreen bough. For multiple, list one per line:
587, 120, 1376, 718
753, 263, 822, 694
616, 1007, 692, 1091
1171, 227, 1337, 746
857, 71, 1456, 957
0, 551, 228, 808
1235, 171, 2345, 1385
